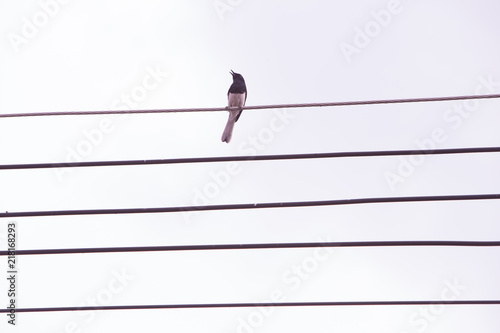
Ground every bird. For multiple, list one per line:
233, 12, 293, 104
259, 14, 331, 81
221, 70, 247, 143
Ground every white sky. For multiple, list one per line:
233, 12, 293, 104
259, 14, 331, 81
1, 0, 500, 332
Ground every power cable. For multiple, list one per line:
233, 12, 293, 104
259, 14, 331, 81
1, 94, 499, 118
1, 240, 499, 257
1, 194, 499, 218
2, 300, 499, 313
1, 147, 499, 170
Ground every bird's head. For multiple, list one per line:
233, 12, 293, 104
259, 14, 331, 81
230, 70, 245, 82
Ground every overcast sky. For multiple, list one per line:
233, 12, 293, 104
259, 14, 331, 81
1, 0, 500, 332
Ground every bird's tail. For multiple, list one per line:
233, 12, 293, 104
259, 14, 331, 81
221, 111, 239, 143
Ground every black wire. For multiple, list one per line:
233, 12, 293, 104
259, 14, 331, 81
2, 300, 499, 313
1, 147, 499, 170
1, 240, 499, 257
1, 194, 499, 218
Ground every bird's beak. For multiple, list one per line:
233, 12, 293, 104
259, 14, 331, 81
230, 70, 235, 76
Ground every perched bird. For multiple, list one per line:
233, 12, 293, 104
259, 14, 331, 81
221, 70, 247, 143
